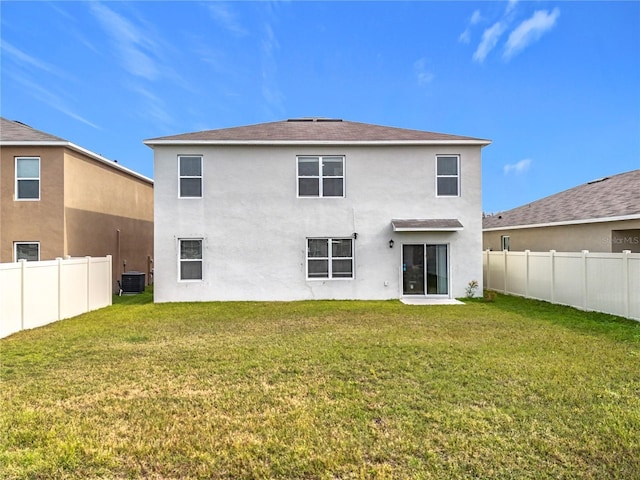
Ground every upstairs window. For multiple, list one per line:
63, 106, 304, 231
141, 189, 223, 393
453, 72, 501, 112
307, 238, 353, 279
298, 156, 344, 197
179, 239, 203, 281
179, 155, 202, 198
436, 155, 459, 197
14, 242, 40, 261
16, 157, 40, 200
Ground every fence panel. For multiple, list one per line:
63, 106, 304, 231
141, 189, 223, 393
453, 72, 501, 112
483, 250, 639, 321
506, 251, 527, 296
553, 253, 584, 309
23, 261, 59, 330
60, 258, 90, 320
630, 257, 640, 320
0, 256, 112, 338
528, 252, 552, 301
586, 254, 626, 317
0, 263, 23, 338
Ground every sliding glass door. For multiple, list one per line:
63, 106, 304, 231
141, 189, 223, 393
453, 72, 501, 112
402, 244, 448, 295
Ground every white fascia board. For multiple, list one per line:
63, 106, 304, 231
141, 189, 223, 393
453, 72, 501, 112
1, 141, 153, 184
393, 227, 464, 232
483, 213, 640, 232
143, 139, 492, 147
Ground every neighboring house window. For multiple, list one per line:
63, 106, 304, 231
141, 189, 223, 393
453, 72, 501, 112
15, 157, 40, 200
501, 235, 510, 251
307, 238, 353, 279
298, 156, 344, 197
14, 242, 40, 261
179, 155, 202, 198
179, 239, 203, 280
436, 155, 459, 197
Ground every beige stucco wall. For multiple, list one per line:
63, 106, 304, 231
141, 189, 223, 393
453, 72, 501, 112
0, 146, 65, 262
63, 148, 154, 287
483, 219, 640, 253
1, 144, 153, 291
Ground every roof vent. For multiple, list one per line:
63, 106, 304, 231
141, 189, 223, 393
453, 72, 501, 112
587, 176, 609, 185
287, 117, 342, 122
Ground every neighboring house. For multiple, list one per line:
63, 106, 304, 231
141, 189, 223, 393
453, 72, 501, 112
0, 117, 154, 291
145, 118, 490, 302
483, 169, 640, 253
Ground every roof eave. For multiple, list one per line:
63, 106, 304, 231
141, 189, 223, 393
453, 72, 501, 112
483, 213, 640, 231
143, 139, 492, 147
1, 140, 153, 185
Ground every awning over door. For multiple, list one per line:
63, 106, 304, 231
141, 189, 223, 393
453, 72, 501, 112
391, 219, 464, 232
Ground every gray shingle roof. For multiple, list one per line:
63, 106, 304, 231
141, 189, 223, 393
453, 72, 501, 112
0, 117, 67, 142
483, 169, 640, 229
145, 118, 490, 144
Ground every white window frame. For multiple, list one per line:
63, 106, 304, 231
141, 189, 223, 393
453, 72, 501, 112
14, 242, 40, 262
178, 155, 203, 198
306, 237, 354, 280
15, 157, 41, 201
178, 238, 203, 282
297, 156, 345, 198
501, 235, 510, 251
435, 155, 460, 197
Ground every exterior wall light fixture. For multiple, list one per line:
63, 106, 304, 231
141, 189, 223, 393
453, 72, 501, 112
389, 239, 394, 248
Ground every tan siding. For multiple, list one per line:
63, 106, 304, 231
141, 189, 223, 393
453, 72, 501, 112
0, 146, 65, 261
483, 219, 640, 253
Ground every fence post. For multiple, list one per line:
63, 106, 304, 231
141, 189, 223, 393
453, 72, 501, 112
57, 257, 63, 321
503, 249, 508, 294
582, 250, 589, 311
524, 250, 530, 298
485, 250, 491, 290
19, 259, 26, 332
107, 255, 113, 306
549, 250, 556, 303
86, 256, 92, 311
622, 250, 630, 318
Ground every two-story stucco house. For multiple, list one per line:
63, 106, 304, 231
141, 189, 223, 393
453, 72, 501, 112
145, 118, 490, 302
0, 117, 154, 291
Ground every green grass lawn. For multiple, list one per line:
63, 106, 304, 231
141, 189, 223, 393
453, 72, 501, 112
1, 293, 639, 479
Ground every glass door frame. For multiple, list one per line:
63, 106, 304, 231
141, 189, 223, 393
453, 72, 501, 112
401, 242, 451, 297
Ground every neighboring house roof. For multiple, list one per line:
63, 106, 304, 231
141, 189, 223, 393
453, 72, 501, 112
0, 117, 153, 184
483, 169, 640, 230
144, 118, 491, 146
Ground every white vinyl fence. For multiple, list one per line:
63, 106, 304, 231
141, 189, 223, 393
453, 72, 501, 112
0, 256, 112, 338
483, 250, 640, 321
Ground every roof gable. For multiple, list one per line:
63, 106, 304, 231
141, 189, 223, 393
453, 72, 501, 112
144, 118, 491, 145
0, 117, 67, 142
484, 169, 640, 229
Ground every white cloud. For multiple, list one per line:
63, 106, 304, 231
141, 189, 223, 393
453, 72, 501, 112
11, 73, 100, 129
89, 2, 160, 80
208, 3, 248, 37
1, 40, 70, 79
473, 22, 506, 63
413, 58, 435, 85
503, 8, 560, 60
504, 158, 532, 175
458, 9, 483, 44
505, 0, 519, 15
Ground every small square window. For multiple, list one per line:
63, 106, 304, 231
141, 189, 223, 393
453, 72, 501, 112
179, 239, 203, 280
15, 242, 40, 261
436, 155, 459, 197
306, 238, 353, 279
298, 156, 344, 197
16, 157, 40, 200
179, 155, 203, 198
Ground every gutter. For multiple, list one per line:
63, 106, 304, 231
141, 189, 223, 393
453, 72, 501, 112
1, 140, 153, 185
483, 213, 640, 231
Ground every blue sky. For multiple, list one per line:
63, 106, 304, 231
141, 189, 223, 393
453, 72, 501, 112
2, 1, 638, 213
